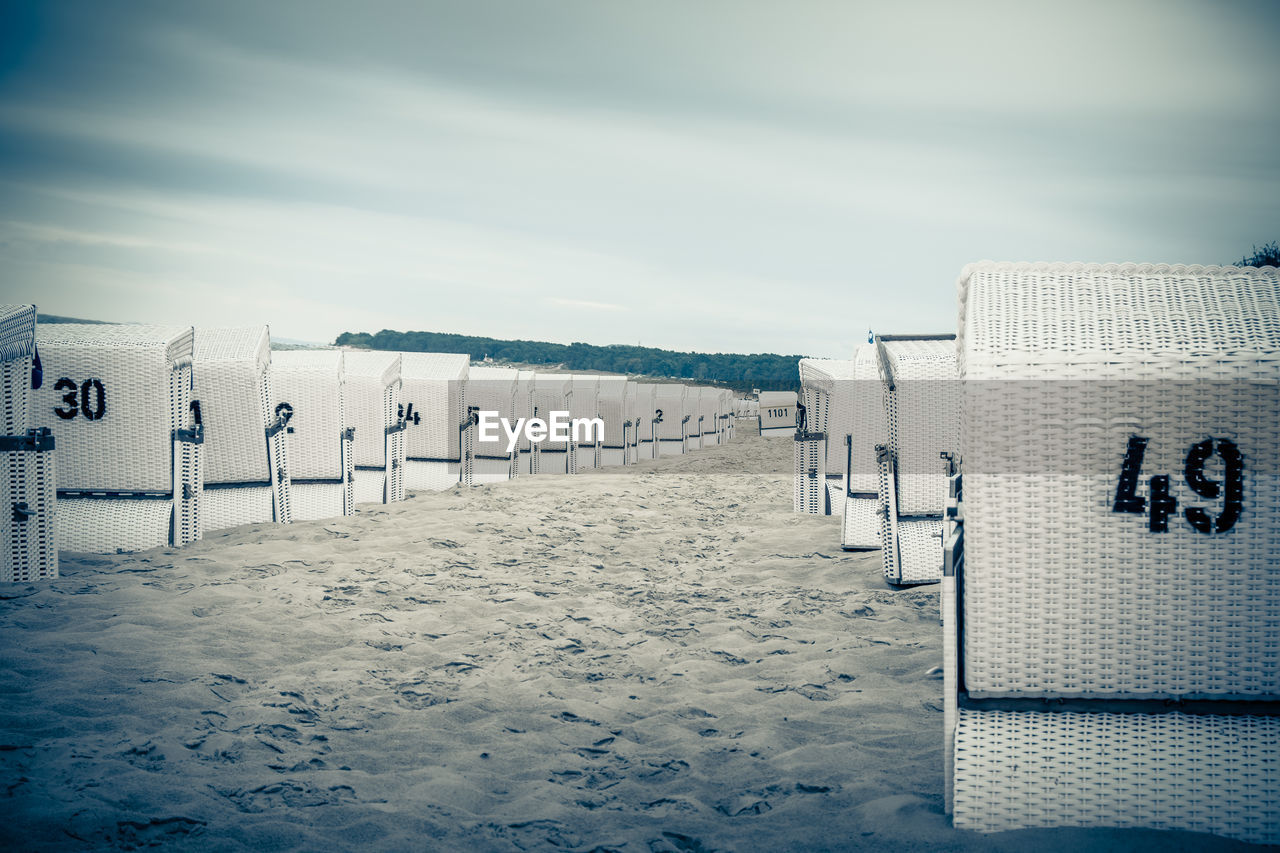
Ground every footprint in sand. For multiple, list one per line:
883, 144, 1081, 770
498, 818, 582, 851
107, 817, 207, 848
213, 780, 357, 813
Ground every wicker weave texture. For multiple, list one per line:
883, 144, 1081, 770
1, 360, 31, 437
840, 496, 880, 550
568, 376, 598, 423
894, 519, 943, 583
512, 370, 535, 451
958, 262, 1280, 698
633, 384, 656, 442
622, 381, 639, 454
34, 325, 194, 492
653, 385, 685, 441
531, 376, 572, 450
881, 339, 958, 515
794, 436, 826, 514
825, 479, 844, 518
173, 425, 202, 546
401, 352, 467, 462
289, 481, 345, 522
952, 708, 1280, 844
352, 469, 385, 505
597, 377, 627, 446
58, 498, 171, 553
536, 448, 569, 474
1, 305, 36, 433
193, 327, 273, 485
344, 352, 399, 469
686, 391, 703, 449
404, 460, 459, 491
2, 444, 57, 581
469, 369, 518, 460
271, 351, 346, 481
202, 485, 275, 533
698, 387, 719, 436
471, 457, 513, 484
804, 347, 888, 489
0, 304, 36, 366
386, 422, 405, 502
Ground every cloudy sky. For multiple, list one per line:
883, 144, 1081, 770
1, 1, 1277, 357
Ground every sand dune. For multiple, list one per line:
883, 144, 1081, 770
0, 437, 1259, 851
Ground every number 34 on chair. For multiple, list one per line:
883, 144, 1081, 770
1113, 435, 1243, 534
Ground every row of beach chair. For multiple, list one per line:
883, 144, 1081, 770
0, 312, 735, 575
791, 261, 1280, 845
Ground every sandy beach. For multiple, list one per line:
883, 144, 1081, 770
0, 435, 1261, 852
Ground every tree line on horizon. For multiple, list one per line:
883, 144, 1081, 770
333, 329, 804, 393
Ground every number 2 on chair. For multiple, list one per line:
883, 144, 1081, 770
1112, 435, 1243, 533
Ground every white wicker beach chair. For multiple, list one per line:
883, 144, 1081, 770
567, 375, 601, 470
401, 353, 469, 490
874, 335, 959, 585
795, 359, 858, 516
343, 351, 405, 504
838, 345, 889, 548
513, 370, 535, 475
2, 305, 57, 582
620, 380, 639, 465
34, 324, 202, 552
531, 374, 574, 474
269, 350, 353, 522
719, 389, 734, 442
944, 261, 1280, 845
653, 384, 688, 457
683, 387, 705, 452
699, 387, 721, 448
468, 365, 520, 483
193, 327, 291, 533
633, 383, 658, 461
597, 376, 628, 466
757, 390, 797, 438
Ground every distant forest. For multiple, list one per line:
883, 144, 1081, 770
335, 330, 803, 392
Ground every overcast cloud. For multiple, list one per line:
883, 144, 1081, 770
1, 0, 1277, 356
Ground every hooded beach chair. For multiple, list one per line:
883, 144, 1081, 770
683, 387, 705, 452
619, 380, 639, 465
568, 375, 601, 470
633, 383, 658, 461
597, 376, 629, 466
468, 365, 520, 483
193, 326, 292, 533
513, 370, 535, 475
653, 384, 688, 456
838, 345, 889, 548
686, 386, 706, 450
270, 350, 353, 521
719, 389, 734, 443
757, 390, 797, 438
531, 374, 574, 474
34, 324, 202, 552
1, 305, 56, 582
343, 351, 405, 504
944, 261, 1280, 844
874, 334, 959, 584
400, 353, 469, 490
699, 387, 721, 448
795, 359, 850, 515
